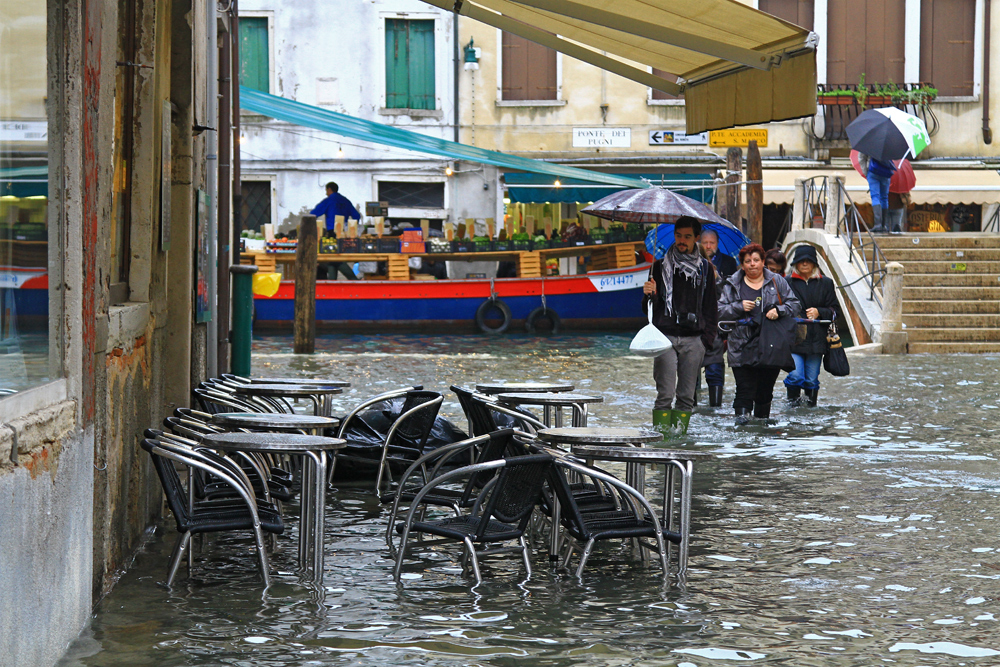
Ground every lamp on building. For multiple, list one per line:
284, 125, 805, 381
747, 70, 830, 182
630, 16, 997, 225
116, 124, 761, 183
337, 145, 344, 158
463, 38, 480, 71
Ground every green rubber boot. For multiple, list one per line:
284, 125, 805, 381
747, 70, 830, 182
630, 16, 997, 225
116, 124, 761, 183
670, 410, 692, 435
652, 409, 672, 436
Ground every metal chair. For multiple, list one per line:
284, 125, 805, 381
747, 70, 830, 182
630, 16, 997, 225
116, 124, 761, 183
393, 453, 554, 584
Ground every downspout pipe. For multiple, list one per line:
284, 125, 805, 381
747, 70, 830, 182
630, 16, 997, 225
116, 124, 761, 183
206, 0, 219, 377
218, 17, 232, 373
232, 0, 243, 282
453, 14, 460, 143
984, 0, 993, 144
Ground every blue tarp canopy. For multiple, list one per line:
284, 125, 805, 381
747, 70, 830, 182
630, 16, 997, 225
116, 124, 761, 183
239, 87, 649, 190
504, 172, 715, 205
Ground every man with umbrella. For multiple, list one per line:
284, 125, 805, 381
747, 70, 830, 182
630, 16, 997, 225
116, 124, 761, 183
642, 216, 718, 435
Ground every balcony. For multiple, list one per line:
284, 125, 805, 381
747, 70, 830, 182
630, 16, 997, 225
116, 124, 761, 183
810, 83, 939, 143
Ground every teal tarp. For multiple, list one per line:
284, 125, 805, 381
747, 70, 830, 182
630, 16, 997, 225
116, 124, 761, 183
239, 86, 649, 189
504, 172, 715, 205
0, 166, 47, 197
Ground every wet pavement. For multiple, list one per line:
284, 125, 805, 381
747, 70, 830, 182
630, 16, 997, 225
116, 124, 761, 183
59, 334, 1000, 666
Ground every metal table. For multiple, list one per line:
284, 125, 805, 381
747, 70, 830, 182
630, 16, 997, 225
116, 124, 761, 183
211, 412, 340, 434
234, 383, 343, 417
199, 432, 345, 582
476, 381, 575, 395
570, 444, 713, 574
497, 392, 603, 427
250, 377, 350, 388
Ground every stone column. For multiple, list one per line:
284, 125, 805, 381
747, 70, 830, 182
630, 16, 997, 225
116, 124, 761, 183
880, 261, 908, 354
825, 173, 844, 235
792, 178, 806, 231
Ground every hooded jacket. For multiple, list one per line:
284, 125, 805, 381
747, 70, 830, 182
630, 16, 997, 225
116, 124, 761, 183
718, 268, 801, 367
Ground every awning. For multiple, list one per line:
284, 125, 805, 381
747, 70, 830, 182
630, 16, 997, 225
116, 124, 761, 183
423, 0, 817, 133
761, 168, 1000, 206
240, 87, 648, 189
505, 172, 715, 204
0, 166, 47, 198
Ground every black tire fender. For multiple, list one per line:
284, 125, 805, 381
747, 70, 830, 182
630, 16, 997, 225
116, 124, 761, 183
525, 306, 561, 334
475, 297, 512, 334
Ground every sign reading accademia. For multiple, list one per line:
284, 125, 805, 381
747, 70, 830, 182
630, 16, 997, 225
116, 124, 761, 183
648, 130, 708, 145
709, 129, 768, 148
573, 127, 631, 148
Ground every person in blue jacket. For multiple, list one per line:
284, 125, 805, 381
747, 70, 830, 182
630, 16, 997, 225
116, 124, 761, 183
311, 182, 361, 280
863, 155, 896, 233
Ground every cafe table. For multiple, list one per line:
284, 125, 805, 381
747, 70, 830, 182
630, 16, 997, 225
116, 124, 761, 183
199, 432, 345, 582
569, 444, 713, 574
496, 392, 603, 427
211, 412, 340, 435
234, 383, 343, 417
250, 377, 350, 388
475, 381, 575, 395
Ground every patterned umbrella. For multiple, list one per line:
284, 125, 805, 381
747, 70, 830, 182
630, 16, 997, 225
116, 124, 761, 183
850, 150, 916, 194
581, 187, 727, 225
847, 108, 931, 163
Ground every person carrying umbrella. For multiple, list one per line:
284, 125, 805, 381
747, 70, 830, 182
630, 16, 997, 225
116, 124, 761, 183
861, 153, 896, 233
641, 216, 718, 435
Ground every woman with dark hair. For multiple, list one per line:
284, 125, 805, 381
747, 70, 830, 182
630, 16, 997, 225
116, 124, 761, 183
718, 243, 801, 425
765, 248, 787, 276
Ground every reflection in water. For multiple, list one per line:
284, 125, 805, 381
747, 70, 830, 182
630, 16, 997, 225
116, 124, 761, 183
59, 334, 1000, 666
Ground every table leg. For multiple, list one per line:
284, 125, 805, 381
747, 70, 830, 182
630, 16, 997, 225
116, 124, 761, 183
548, 495, 561, 562
570, 404, 588, 427
553, 407, 563, 427
678, 459, 693, 574
543, 406, 553, 427
664, 463, 676, 571
299, 453, 314, 571
309, 451, 328, 582
320, 395, 333, 417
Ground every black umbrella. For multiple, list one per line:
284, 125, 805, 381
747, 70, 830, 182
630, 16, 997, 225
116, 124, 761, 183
846, 108, 931, 164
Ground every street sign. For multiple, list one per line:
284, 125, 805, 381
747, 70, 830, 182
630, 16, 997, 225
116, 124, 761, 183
709, 129, 768, 148
573, 127, 631, 148
648, 130, 708, 146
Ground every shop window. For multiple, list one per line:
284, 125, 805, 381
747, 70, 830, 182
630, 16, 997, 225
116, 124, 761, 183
501, 31, 557, 101
240, 16, 270, 94
920, 0, 976, 97
0, 0, 51, 394
385, 19, 436, 110
377, 181, 445, 208
650, 69, 682, 101
240, 181, 271, 232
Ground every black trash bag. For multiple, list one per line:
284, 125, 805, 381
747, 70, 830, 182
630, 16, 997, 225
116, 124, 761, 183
339, 398, 469, 460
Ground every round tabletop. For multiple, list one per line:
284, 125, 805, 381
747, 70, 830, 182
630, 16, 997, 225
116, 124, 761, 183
250, 377, 350, 388
536, 427, 661, 445
571, 444, 714, 461
211, 412, 340, 431
199, 432, 346, 453
497, 392, 603, 405
234, 383, 344, 398
476, 381, 575, 394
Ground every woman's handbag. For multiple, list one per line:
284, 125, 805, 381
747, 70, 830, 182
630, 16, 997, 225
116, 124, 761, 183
630, 302, 673, 357
823, 322, 850, 376
757, 278, 796, 371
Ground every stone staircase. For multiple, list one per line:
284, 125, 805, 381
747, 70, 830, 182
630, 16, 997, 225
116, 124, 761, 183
872, 233, 1000, 353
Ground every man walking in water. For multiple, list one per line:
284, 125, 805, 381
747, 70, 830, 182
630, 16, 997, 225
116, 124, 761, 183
642, 216, 718, 436
699, 229, 738, 407
312, 181, 361, 280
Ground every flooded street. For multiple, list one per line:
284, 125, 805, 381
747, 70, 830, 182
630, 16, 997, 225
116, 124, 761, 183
60, 334, 1000, 666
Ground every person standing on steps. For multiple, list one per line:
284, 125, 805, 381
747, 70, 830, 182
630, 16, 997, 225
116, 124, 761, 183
699, 229, 738, 408
642, 216, 718, 436
859, 153, 896, 233
718, 243, 800, 425
783, 245, 838, 407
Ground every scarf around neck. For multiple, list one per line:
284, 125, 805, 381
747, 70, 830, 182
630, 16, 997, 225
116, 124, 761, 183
660, 244, 703, 318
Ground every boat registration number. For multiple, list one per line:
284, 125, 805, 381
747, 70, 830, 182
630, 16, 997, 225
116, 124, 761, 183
590, 270, 643, 292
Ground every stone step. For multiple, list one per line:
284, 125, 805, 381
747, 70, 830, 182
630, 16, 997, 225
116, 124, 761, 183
903, 299, 1000, 314
909, 341, 1000, 354
903, 273, 1000, 287
880, 248, 1000, 261
882, 260, 1000, 274
903, 313, 1000, 328
857, 233, 1000, 249
904, 327, 1000, 342
902, 286, 1000, 300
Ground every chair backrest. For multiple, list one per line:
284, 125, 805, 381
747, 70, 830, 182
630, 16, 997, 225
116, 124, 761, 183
475, 454, 553, 538
544, 459, 591, 540
393, 390, 443, 450
194, 387, 262, 414
141, 439, 192, 532
450, 385, 500, 436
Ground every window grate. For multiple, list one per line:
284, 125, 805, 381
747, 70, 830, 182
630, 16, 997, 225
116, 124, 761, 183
377, 181, 445, 209
240, 181, 271, 231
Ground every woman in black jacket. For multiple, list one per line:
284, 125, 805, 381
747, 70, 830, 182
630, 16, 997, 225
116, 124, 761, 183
783, 245, 838, 407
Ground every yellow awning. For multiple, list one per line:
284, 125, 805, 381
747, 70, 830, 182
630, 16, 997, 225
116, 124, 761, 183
430, 0, 817, 132
761, 168, 1000, 206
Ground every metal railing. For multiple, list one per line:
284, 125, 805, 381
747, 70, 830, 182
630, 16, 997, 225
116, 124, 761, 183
810, 83, 940, 142
984, 205, 1000, 234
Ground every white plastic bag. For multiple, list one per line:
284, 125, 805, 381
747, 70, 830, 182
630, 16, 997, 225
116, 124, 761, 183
629, 302, 673, 357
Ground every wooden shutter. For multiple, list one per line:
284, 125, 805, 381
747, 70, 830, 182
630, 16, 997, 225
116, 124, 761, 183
385, 19, 436, 109
920, 0, 975, 97
827, 0, 905, 85
502, 31, 557, 100
651, 69, 681, 101
239, 17, 269, 93
758, 0, 814, 30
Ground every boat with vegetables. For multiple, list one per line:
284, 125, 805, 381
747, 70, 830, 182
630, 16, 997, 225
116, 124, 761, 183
245, 222, 653, 333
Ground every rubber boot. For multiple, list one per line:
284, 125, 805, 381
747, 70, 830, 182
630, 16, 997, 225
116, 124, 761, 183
734, 407, 752, 426
786, 385, 801, 405
670, 410, 692, 435
871, 205, 885, 233
708, 385, 724, 407
804, 388, 818, 407
652, 409, 671, 436
753, 402, 772, 420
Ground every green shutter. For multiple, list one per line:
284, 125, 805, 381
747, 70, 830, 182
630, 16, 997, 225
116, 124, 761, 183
385, 19, 435, 110
240, 17, 269, 93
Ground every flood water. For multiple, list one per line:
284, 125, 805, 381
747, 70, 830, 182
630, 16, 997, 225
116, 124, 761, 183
60, 334, 1000, 666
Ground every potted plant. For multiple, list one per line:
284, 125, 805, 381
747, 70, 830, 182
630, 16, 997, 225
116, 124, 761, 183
817, 88, 856, 105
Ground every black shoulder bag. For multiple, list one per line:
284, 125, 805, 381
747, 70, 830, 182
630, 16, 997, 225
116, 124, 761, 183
757, 278, 796, 371
823, 322, 851, 377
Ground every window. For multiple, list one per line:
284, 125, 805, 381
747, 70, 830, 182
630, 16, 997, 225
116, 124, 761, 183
501, 31, 557, 101
240, 181, 272, 232
758, 0, 814, 30
650, 69, 682, 101
0, 0, 51, 393
827, 0, 905, 85
377, 181, 445, 208
240, 17, 270, 93
385, 19, 435, 110
920, 0, 976, 97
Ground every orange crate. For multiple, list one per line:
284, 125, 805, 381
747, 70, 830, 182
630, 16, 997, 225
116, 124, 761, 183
401, 229, 423, 242
400, 241, 426, 253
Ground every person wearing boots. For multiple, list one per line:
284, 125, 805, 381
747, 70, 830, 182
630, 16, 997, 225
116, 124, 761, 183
718, 243, 801, 425
783, 246, 838, 407
699, 229, 738, 407
861, 153, 897, 233
642, 216, 718, 435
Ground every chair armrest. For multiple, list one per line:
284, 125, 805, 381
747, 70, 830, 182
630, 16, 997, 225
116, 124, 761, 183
559, 459, 662, 529
483, 402, 546, 434
336, 386, 422, 438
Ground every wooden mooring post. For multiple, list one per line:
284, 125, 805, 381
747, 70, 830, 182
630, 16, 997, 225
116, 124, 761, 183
746, 140, 763, 245
293, 214, 318, 353
724, 147, 743, 232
